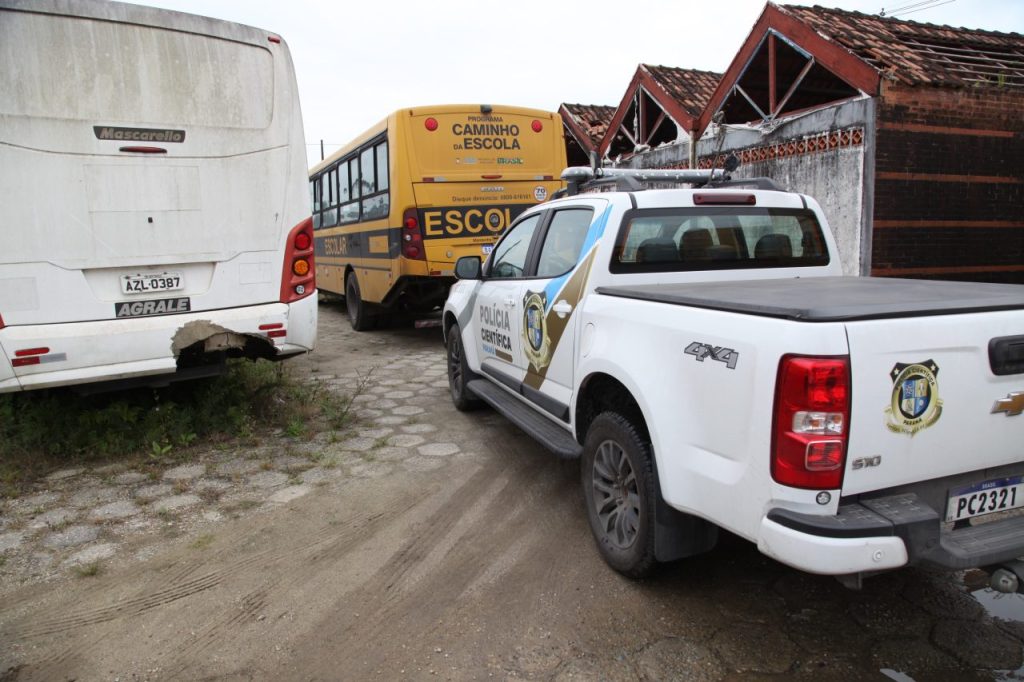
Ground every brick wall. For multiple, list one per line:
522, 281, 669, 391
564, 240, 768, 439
873, 83, 1024, 284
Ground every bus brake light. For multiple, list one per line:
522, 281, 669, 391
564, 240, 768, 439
402, 209, 426, 261
531, 120, 543, 133
280, 217, 315, 303
425, 118, 438, 131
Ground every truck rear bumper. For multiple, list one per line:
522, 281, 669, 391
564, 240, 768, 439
758, 516, 908, 574
764, 493, 1024, 574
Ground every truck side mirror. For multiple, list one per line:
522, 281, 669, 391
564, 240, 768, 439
455, 256, 482, 280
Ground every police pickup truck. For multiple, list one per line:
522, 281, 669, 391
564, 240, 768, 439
442, 166, 1024, 588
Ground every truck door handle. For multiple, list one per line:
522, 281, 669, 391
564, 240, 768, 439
553, 300, 573, 317
504, 297, 516, 308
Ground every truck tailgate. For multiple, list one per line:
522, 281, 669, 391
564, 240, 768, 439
844, 311, 1024, 497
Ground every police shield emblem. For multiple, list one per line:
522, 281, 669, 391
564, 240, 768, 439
522, 290, 551, 372
886, 360, 942, 436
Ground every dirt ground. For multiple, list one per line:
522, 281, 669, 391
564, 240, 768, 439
2, 302, 1023, 681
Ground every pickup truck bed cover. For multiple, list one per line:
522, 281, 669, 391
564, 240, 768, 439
596, 276, 1024, 322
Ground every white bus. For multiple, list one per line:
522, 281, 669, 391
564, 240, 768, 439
0, 0, 316, 393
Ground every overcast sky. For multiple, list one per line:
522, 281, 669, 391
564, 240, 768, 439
127, 0, 1024, 162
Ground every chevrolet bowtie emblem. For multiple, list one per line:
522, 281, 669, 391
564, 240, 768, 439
992, 392, 1024, 417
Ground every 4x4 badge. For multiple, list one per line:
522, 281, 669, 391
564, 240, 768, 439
992, 392, 1024, 417
885, 360, 942, 436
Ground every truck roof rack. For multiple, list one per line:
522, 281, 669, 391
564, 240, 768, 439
558, 165, 787, 197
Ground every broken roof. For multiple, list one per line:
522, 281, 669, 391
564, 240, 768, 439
559, 103, 616, 153
781, 4, 1024, 89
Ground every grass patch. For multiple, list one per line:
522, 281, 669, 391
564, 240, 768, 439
190, 533, 215, 550
0, 360, 361, 498
72, 561, 101, 578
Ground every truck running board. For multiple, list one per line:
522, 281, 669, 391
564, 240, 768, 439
466, 379, 582, 459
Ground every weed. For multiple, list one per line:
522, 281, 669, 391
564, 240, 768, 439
259, 460, 274, 471
172, 480, 190, 495
156, 508, 173, 521
0, 555, 7, 569
0, 359, 350, 497
73, 561, 101, 578
197, 488, 223, 504
190, 533, 215, 550
287, 473, 302, 486
373, 436, 390, 450
285, 420, 305, 439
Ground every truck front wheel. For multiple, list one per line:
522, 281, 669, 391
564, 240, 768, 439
581, 412, 658, 578
446, 323, 482, 411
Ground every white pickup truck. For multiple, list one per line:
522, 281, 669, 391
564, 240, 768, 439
442, 167, 1024, 588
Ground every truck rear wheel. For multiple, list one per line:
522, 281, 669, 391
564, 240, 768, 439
345, 274, 375, 332
446, 323, 482, 411
581, 412, 658, 578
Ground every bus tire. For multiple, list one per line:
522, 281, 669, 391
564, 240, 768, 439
345, 274, 375, 331
581, 412, 658, 579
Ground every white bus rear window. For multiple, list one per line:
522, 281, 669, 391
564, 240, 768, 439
0, 11, 273, 129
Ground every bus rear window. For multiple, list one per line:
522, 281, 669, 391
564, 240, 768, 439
0, 11, 273, 128
611, 207, 830, 273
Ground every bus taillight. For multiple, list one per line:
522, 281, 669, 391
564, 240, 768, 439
402, 209, 426, 261
280, 217, 315, 303
531, 120, 543, 132
425, 117, 438, 132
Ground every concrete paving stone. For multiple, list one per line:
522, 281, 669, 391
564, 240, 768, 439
369, 385, 390, 394
28, 508, 79, 530
352, 394, 377, 404
162, 464, 206, 481
711, 623, 799, 674
384, 390, 415, 400
430, 380, 450, 389
12, 491, 61, 511
192, 478, 232, 492
374, 446, 413, 462
153, 494, 202, 513
69, 486, 121, 508
247, 471, 289, 489
931, 618, 1023, 669
419, 443, 460, 457
215, 459, 263, 476
401, 423, 438, 434
871, 635, 964, 674
42, 525, 100, 550
638, 638, 725, 682
402, 456, 446, 472
348, 461, 393, 478
377, 378, 408, 386
357, 427, 394, 439
272, 455, 312, 471
89, 501, 140, 522
92, 463, 127, 475
0, 531, 25, 552
299, 467, 335, 485
341, 437, 376, 453
393, 405, 426, 416
202, 510, 224, 523
135, 484, 173, 499
46, 468, 85, 482
64, 542, 117, 567
114, 472, 149, 485
356, 408, 384, 420
388, 434, 426, 448
370, 399, 399, 410
268, 485, 311, 504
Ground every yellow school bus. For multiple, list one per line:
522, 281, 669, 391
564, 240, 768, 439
309, 104, 567, 330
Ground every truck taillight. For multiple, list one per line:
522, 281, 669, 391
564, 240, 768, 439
280, 217, 315, 303
0, 313, 4, 330
402, 209, 426, 261
771, 355, 850, 490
